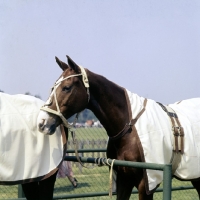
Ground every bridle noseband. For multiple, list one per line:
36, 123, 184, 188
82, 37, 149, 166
40, 66, 90, 129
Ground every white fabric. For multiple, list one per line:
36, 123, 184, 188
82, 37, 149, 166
126, 89, 200, 192
0, 93, 65, 184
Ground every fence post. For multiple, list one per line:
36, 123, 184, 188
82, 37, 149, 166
18, 185, 25, 198
163, 164, 172, 200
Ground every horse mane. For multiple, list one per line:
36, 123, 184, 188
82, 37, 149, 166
85, 69, 130, 136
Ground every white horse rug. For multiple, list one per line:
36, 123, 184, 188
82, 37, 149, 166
0, 93, 66, 185
126, 89, 200, 194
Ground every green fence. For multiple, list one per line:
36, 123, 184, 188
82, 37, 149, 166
61, 155, 172, 200
0, 127, 198, 199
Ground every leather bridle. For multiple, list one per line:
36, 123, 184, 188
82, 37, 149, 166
40, 66, 90, 129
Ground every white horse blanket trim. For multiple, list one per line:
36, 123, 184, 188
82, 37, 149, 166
0, 93, 65, 184
126, 89, 200, 193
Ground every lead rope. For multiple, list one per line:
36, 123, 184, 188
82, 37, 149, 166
71, 129, 116, 197
108, 159, 115, 198
69, 107, 97, 169
71, 129, 92, 169
70, 122, 116, 197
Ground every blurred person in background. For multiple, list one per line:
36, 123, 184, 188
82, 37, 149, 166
57, 153, 78, 188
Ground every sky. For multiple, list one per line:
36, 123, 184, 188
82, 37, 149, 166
0, 1, 200, 104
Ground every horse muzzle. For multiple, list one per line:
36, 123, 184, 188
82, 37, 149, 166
37, 110, 59, 135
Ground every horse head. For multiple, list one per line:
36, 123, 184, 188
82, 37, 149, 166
37, 56, 89, 135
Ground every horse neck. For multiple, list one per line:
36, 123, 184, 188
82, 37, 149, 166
86, 70, 130, 137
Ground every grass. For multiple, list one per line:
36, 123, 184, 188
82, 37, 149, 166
69, 127, 108, 140
0, 171, 198, 199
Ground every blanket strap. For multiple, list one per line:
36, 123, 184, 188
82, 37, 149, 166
157, 102, 184, 154
157, 102, 185, 175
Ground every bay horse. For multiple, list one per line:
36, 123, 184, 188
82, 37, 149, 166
37, 55, 200, 200
0, 92, 66, 200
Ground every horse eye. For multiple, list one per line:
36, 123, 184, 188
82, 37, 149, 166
62, 86, 71, 92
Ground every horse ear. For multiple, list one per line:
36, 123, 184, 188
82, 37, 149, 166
55, 56, 69, 71
66, 55, 80, 73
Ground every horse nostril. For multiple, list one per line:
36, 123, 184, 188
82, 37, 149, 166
38, 123, 44, 130
38, 119, 45, 130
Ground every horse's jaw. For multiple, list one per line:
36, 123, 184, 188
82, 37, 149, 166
37, 110, 58, 135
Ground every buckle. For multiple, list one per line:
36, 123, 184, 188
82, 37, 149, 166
172, 126, 184, 136
173, 126, 180, 136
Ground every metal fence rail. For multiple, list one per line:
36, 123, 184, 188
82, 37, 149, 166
54, 155, 172, 200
